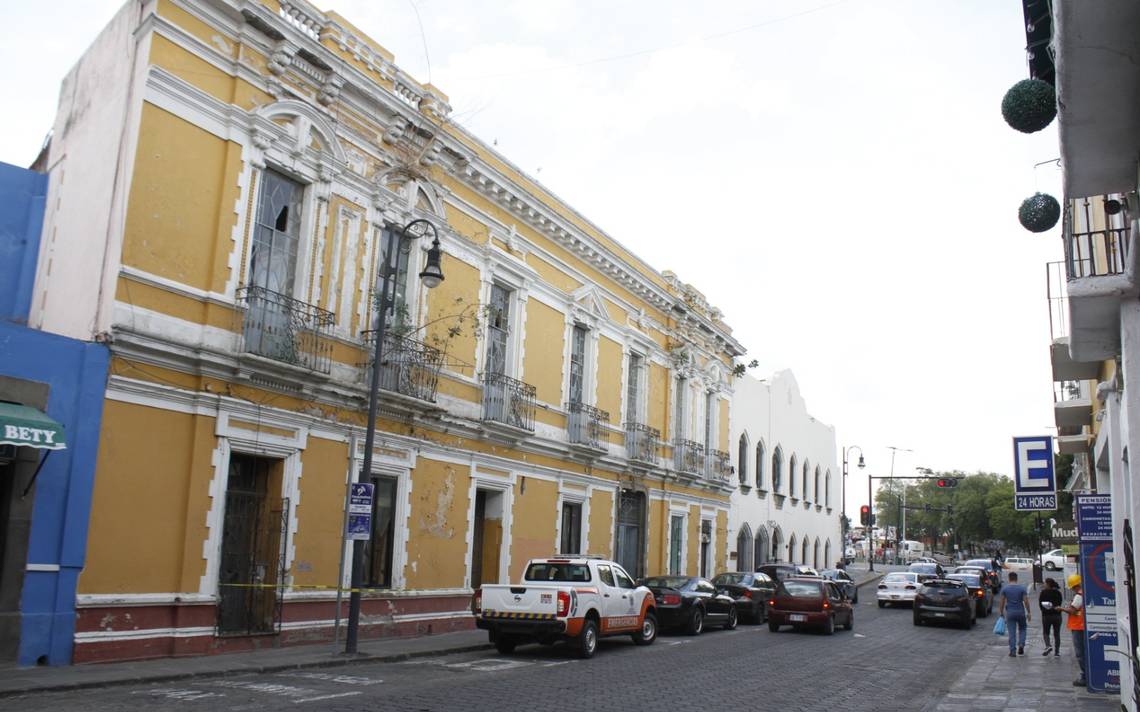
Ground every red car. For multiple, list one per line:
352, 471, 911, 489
767, 577, 854, 635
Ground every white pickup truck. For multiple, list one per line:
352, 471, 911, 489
472, 556, 657, 658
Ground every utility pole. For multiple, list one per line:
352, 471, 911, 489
887, 446, 912, 564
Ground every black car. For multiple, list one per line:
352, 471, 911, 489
640, 576, 738, 635
962, 559, 1003, 592
757, 564, 818, 583
945, 573, 993, 618
819, 568, 859, 604
907, 562, 945, 582
913, 579, 976, 629
711, 571, 776, 623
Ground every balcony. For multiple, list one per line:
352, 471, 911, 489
237, 285, 334, 374
673, 439, 704, 476
567, 402, 609, 452
360, 330, 444, 403
1047, 262, 1101, 382
1053, 380, 1093, 433
1060, 198, 1137, 362
625, 422, 659, 465
706, 449, 732, 483
481, 372, 536, 433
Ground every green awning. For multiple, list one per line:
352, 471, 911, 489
0, 403, 67, 450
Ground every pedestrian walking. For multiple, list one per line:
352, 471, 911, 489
1039, 577, 1063, 656
1061, 574, 1087, 686
999, 571, 1031, 657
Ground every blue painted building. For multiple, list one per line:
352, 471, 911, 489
0, 160, 109, 666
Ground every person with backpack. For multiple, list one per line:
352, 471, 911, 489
1038, 577, 1063, 656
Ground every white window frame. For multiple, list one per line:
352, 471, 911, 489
667, 508, 688, 575
556, 487, 590, 556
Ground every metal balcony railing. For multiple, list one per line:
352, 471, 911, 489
360, 330, 444, 402
674, 439, 704, 475
1064, 200, 1130, 280
237, 285, 334, 374
482, 372, 536, 431
1053, 379, 1089, 405
706, 449, 732, 482
567, 401, 609, 450
625, 422, 660, 463
1046, 261, 1069, 342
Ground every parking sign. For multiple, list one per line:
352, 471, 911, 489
1012, 436, 1056, 511
346, 482, 374, 540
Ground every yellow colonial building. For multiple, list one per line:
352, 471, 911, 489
31, 0, 746, 662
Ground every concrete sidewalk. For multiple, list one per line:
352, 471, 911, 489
0, 571, 887, 698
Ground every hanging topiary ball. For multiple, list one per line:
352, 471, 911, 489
1019, 192, 1061, 232
1002, 79, 1057, 133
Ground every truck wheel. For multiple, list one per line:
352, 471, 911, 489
575, 619, 598, 659
686, 607, 704, 636
494, 635, 517, 654
724, 607, 738, 630
632, 612, 657, 646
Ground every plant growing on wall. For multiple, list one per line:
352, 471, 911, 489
1001, 78, 1057, 133
1018, 192, 1061, 233
732, 359, 760, 378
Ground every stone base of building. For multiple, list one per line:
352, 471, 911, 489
73, 592, 474, 664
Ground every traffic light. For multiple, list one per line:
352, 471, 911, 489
860, 505, 870, 525
936, 478, 959, 488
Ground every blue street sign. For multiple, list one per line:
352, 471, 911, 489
347, 482, 374, 541
1012, 436, 1056, 511
1077, 494, 1120, 694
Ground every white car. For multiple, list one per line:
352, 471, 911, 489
877, 572, 921, 607
1042, 549, 1066, 571
1003, 557, 1035, 574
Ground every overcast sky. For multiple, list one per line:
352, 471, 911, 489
0, 1, 1065, 517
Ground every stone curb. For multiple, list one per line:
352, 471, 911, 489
0, 641, 494, 699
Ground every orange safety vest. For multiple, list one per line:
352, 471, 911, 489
1067, 596, 1085, 631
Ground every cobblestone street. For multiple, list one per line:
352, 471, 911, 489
7, 595, 1115, 712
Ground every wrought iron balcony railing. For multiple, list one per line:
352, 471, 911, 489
706, 449, 732, 482
674, 439, 705, 475
1064, 200, 1130, 280
360, 330, 444, 402
567, 401, 609, 450
625, 422, 660, 463
237, 285, 334, 374
482, 372, 536, 432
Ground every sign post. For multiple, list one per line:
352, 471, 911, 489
1076, 494, 1119, 694
1012, 436, 1057, 511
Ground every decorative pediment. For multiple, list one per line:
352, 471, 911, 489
569, 285, 609, 327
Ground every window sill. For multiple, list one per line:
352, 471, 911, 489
815, 504, 823, 513
755, 488, 767, 499
739, 484, 751, 494
790, 498, 800, 506
773, 494, 786, 509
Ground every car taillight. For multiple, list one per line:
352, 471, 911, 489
472, 589, 482, 614
822, 601, 830, 609
743, 590, 753, 599
976, 590, 984, 598
768, 599, 776, 607
660, 593, 681, 605
556, 590, 570, 616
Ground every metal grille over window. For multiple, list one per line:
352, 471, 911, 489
707, 448, 732, 482
238, 285, 334, 373
1064, 196, 1130, 279
481, 372, 536, 431
625, 422, 659, 463
567, 401, 608, 450
674, 438, 705, 475
359, 329, 444, 402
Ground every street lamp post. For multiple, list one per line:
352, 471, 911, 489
344, 218, 444, 655
841, 446, 864, 567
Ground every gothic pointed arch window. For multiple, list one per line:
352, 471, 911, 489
788, 534, 797, 565
738, 433, 749, 487
825, 470, 832, 507
772, 446, 783, 493
814, 466, 822, 504
813, 538, 821, 569
824, 540, 832, 569
736, 525, 753, 573
802, 460, 810, 503
755, 440, 766, 490
788, 454, 798, 497
771, 527, 783, 562
754, 526, 769, 568
801, 537, 810, 566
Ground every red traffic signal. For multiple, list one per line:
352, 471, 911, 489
936, 478, 959, 488
859, 505, 871, 525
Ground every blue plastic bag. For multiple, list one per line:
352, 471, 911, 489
993, 616, 1006, 636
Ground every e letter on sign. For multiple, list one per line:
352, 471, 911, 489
1012, 436, 1056, 511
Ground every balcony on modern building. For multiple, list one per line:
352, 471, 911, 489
673, 439, 704, 477
237, 285, 334, 374
1053, 379, 1093, 435
1059, 198, 1136, 362
358, 329, 445, 404
481, 372, 536, 434
566, 401, 609, 454
1047, 261, 1101, 383
706, 448, 732, 484
624, 422, 659, 466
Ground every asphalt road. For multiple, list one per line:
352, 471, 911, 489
11, 599, 995, 712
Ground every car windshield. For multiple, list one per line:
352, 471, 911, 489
642, 576, 690, 589
964, 560, 994, 570
524, 563, 591, 582
780, 581, 822, 598
910, 564, 937, 573
883, 573, 915, 583
922, 581, 965, 591
946, 574, 982, 587
712, 573, 748, 585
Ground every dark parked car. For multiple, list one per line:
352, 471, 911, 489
907, 562, 944, 582
767, 578, 854, 635
945, 573, 993, 617
711, 571, 776, 623
758, 564, 819, 583
640, 576, 738, 635
913, 579, 976, 628
961, 559, 1003, 592
819, 568, 859, 604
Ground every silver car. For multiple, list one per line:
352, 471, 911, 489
877, 572, 920, 607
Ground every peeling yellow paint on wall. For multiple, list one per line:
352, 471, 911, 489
291, 437, 350, 588
508, 477, 557, 580
404, 458, 469, 590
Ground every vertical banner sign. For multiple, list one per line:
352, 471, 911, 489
1076, 494, 1119, 694
347, 482, 374, 541
1012, 436, 1057, 511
